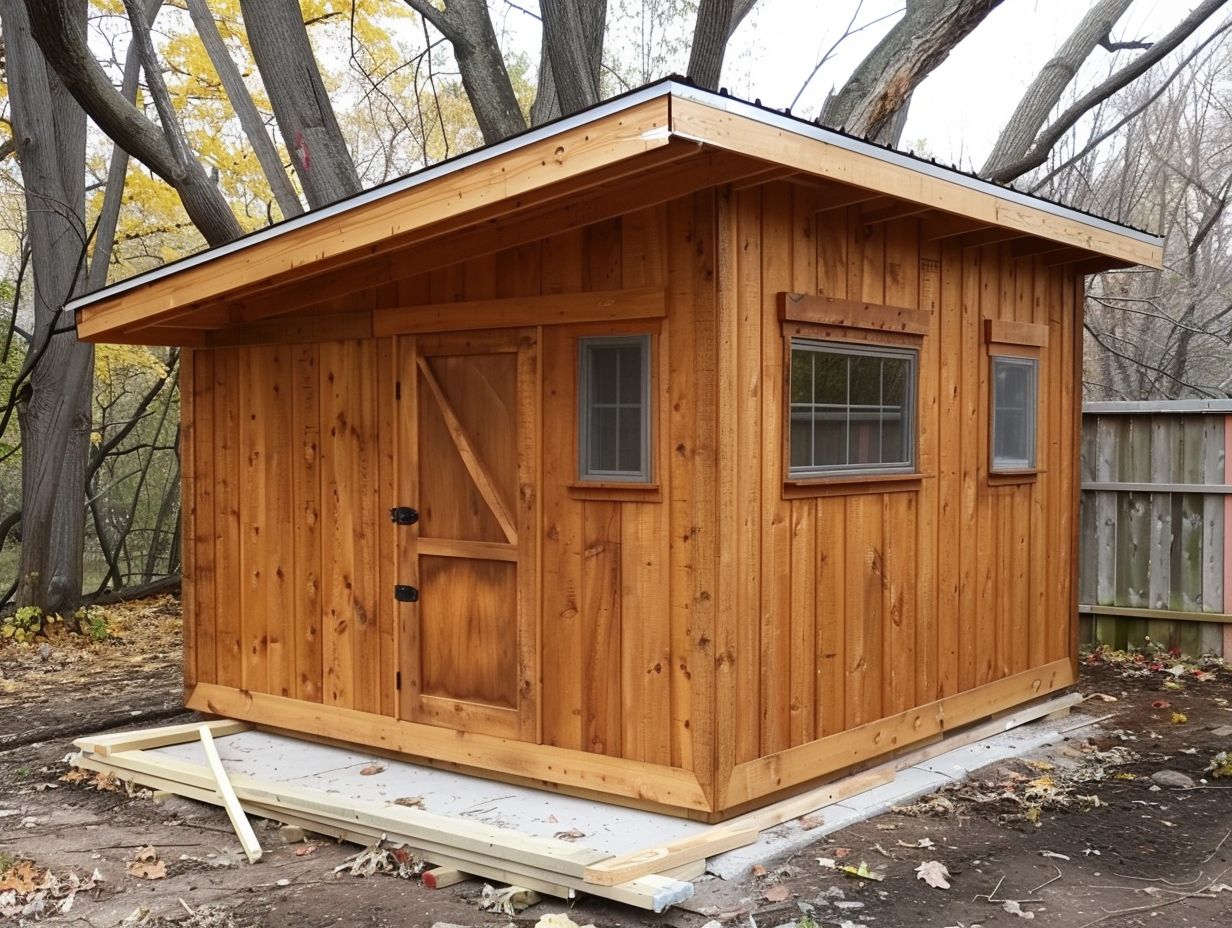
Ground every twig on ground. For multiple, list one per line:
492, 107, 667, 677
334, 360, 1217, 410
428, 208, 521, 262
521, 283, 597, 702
1203, 829, 1231, 863
973, 874, 1042, 905
1110, 871, 1203, 886
1029, 864, 1063, 894
1077, 867, 1230, 928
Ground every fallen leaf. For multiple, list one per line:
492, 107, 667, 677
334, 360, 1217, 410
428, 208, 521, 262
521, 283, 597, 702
294, 845, 317, 858
764, 883, 791, 902
799, 814, 824, 830
838, 861, 883, 882
749, 864, 767, 878
896, 838, 935, 849
915, 860, 951, 889
1151, 700, 1171, 709
833, 847, 851, 859
126, 847, 166, 881
1171, 712, 1189, 725
0, 860, 41, 893
553, 828, 586, 842
359, 764, 386, 776
392, 796, 423, 808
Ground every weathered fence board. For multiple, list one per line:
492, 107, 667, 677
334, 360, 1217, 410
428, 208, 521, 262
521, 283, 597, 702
1080, 401, 1231, 657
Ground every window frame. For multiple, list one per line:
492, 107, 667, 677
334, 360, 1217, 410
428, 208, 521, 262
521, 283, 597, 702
989, 353, 1039, 474
577, 333, 653, 484
786, 337, 919, 480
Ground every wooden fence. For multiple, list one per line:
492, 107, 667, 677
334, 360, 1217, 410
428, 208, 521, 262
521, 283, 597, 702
1079, 400, 1232, 657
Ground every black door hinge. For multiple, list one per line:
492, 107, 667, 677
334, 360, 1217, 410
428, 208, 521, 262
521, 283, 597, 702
394, 584, 419, 603
390, 506, 419, 525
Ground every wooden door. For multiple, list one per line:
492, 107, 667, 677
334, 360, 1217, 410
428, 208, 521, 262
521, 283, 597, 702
396, 330, 539, 741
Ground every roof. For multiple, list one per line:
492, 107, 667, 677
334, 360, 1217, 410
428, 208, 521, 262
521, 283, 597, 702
72, 79, 1165, 344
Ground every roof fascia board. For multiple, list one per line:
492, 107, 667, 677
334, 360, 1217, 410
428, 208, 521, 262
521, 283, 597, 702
68, 82, 677, 317
665, 83, 1163, 267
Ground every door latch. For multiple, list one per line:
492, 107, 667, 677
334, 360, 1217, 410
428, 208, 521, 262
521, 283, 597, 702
390, 506, 419, 525
394, 585, 419, 603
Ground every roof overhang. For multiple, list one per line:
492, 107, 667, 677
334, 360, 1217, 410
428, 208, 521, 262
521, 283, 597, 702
71, 80, 1164, 345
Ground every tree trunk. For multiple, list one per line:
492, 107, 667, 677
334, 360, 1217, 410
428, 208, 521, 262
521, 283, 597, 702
184, 0, 304, 218
23, 0, 241, 246
123, 0, 243, 244
983, 0, 1229, 183
2, 0, 94, 615
539, 0, 606, 115
238, 0, 360, 208
687, 0, 736, 90
404, 0, 528, 144
821, 0, 1004, 139
981, 0, 1134, 178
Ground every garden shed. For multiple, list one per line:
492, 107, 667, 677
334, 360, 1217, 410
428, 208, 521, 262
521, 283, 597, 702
70, 79, 1163, 820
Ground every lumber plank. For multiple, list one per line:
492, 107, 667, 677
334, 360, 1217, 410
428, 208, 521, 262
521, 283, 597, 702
373, 287, 665, 336
75, 719, 251, 757
422, 867, 469, 889
582, 825, 758, 887
199, 727, 263, 863
721, 657, 1075, 806
778, 292, 931, 335
984, 317, 1049, 347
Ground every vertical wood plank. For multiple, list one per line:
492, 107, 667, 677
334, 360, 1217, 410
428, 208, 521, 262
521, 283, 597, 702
538, 229, 585, 751
212, 349, 242, 689
188, 350, 218, 688
788, 185, 817, 746
291, 344, 322, 703
759, 182, 792, 758
937, 240, 962, 697
581, 501, 622, 756
377, 338, 398, 717
815, 496, 846, 736
957, 246, 980, 691
238, 347, 269, 696
733, 187, 762, 765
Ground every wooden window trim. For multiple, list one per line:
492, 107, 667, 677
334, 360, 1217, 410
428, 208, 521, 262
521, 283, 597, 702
984, 318, 1049, 347
779, 291, 931, 336
781, 328, 922, 493
989, 351, 1040, 479
568, 324, 663, 502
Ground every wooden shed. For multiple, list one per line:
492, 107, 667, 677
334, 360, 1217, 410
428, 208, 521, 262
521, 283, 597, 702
71, 80, 1163, 820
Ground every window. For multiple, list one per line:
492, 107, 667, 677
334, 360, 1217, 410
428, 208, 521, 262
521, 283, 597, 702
578, 335, 651, 482
788, 339, 917, 477
991, 355, 1038, 471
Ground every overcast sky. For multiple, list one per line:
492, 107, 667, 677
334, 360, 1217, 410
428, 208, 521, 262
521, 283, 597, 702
715, 0, 1197, 170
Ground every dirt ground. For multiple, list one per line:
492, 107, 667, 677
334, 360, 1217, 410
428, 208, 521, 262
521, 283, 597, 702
3, 598, 1232, 927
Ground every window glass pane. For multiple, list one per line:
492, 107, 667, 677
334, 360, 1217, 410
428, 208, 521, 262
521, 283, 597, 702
790, 350, 813, 404
591, 346, 620, 404
788, 340, 916, 477
881, 356, 909, 462
590, 405, 619, 472
617, 345, 643, 404
617, 407, 642, 472
580, 336, 651, 481
992, 357, 1037, 470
